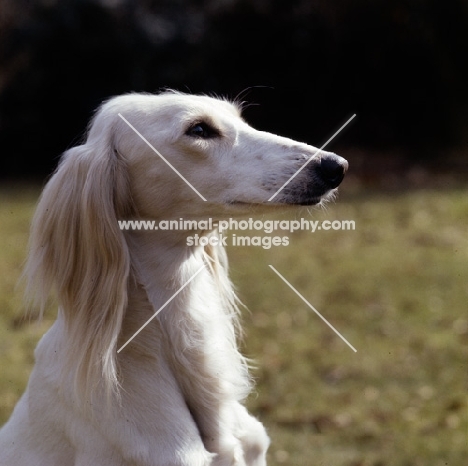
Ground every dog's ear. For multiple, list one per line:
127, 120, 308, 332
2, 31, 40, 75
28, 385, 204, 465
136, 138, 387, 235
204, 232, 243, 329
25, 121, 133, 402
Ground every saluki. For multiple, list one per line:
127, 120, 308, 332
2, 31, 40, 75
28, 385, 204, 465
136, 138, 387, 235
0, 91, 348, 465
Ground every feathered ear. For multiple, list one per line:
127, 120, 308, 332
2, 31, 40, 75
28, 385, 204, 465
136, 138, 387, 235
25, 130, 133, 402
203, 232, 243, 330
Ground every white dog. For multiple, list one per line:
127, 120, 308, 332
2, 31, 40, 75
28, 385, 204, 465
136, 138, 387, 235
0, 92, 347, 465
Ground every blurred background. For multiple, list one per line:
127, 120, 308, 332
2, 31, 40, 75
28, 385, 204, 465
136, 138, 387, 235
0, 1, 467, 465
0, 0, 467, 180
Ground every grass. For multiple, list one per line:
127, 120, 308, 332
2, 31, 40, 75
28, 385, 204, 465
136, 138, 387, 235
0, 184, 467, 465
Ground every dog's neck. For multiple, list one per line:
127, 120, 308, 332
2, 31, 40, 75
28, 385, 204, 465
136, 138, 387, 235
119, 228, 250, 405
119, 229, 218, 355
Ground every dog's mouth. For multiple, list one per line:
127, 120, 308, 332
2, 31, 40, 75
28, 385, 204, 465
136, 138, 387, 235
292, 197, 323, 206
278, 188, 337, 207
282, 184, 340, 206
228, 192, 330, 208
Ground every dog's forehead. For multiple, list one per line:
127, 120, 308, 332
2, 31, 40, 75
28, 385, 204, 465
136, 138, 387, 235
157, 94, 241, 120
106, 93, 241, 123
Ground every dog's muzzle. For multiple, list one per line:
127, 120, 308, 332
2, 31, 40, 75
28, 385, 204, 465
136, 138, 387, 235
288, 153, 348, 205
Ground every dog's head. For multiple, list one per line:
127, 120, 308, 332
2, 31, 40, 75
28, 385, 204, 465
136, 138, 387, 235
92, 91, 348, 219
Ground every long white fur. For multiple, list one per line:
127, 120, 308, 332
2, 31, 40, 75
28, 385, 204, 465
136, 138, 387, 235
0, 92, 343, 465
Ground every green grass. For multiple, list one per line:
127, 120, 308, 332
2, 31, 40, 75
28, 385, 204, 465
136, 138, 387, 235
1, 185, 467, 465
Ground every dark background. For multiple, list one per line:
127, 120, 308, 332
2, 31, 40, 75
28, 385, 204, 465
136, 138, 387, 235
1, 0, 467, 180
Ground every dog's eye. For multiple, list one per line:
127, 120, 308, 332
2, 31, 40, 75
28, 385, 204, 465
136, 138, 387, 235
186, 122, 220, 139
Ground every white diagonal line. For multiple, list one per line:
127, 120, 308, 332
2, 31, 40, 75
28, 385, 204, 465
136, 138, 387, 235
118, 113, 207, 201
117, 265, 206, 353
268, 265, 357, 352
268, 114, 356, 202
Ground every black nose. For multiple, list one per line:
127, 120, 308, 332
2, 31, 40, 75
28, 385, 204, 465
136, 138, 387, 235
317, 154, 348, 188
